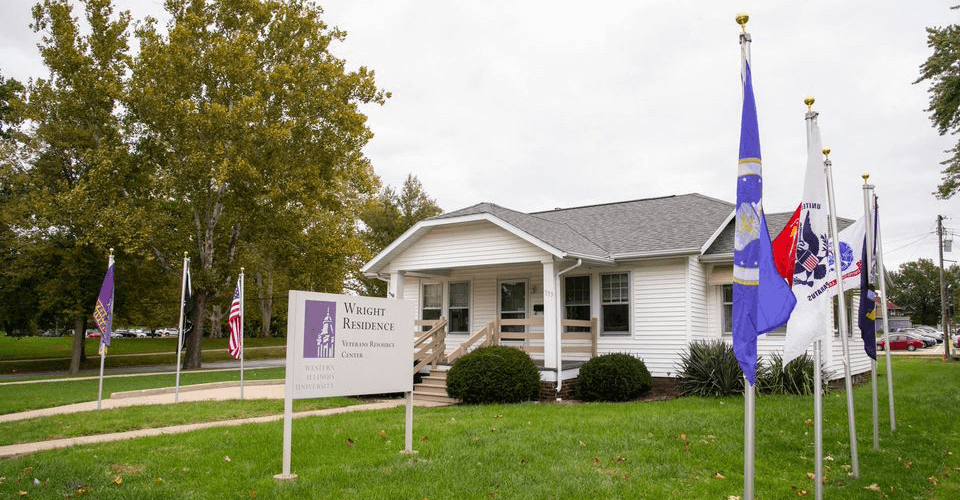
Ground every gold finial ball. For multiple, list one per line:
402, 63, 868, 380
862, 172, 870, 181
109, 247, 114, 255
241, 267, 245, 273
184, 251, 188, 258
822, 147, 831, 157
803, 96, 815, 107
736, 12, 749, 27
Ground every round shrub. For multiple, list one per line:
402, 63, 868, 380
446, 346, 540, 404
576, 353, 652, 402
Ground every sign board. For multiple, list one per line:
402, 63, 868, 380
285, 291, 415, 398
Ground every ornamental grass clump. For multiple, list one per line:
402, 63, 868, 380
445, 346, 540, 404
676, 339, 744, 397
575, 353, 652, 402
756, 352, 829, 395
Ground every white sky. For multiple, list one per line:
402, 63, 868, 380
2, 0, 958, 270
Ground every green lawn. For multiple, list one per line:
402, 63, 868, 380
0, 367, 287, 414
0, 336, 287, 374
0, 357, 957, 499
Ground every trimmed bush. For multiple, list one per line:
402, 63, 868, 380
576, 353, 652, 401
677, 339, 744, 397
445, 346, 540, 404
756, 352, 830, 395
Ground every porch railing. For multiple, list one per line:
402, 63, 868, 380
413, 317, 447, 374
444, 317, 598, 365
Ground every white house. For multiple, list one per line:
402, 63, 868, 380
361, 193, 872, 395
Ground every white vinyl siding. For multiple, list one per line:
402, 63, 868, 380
387, 221, 551, 272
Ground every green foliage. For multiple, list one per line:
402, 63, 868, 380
357, 174, 442, 297
677, 339, 744, 397
575, 352, 651, 402
756, 352, 829, 396
917, 16, 960, 198
889, 258, 960, 326
446, 346, 540, 404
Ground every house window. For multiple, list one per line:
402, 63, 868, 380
449, 282, 470, 334
564, 275, 591, 332
833, 291, 855, 337
720, 283, 787, 336
422, 283, 442, 330
721, 284, 733, 335
601, 272, 629, 334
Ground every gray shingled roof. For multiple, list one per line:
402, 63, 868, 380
704, 209, 855, 256
433, 193, 735, 259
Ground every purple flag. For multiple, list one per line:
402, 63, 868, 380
94, 263, 114, 349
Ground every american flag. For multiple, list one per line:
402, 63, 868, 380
227, 277, 243, 360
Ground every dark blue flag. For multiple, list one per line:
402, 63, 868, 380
733, 61, 797, 385
858, 200, 878, 359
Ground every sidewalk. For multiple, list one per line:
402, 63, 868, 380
0, 381, 450, 458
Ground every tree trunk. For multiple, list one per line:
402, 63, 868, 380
208, 304, 223, 338
68, 315, 87, 374
184, 292, 209, 369
257, 266, 273, 338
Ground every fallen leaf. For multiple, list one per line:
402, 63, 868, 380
494, 414, 503, 418
75, 485, 90, 496
904, 461, 913, 469
684, 441, 690, 452
593, 457, 601, 465
420, 436, 429, 442
450, 417, 455, 422
928, 476, 939, 485
578, 440, 586, 447
646, 432, 654, 438
841, 464, 852, 471
21, 467, 32, 474
346, 438, 354, 448
33, 478, 40, 485
678, 433, 688, 440
378, 430, 388, 438
825, 465, 832, 471
224, 456, 231, 462
804, 419, 813, 425
825, 455, 834, 461
488, 492, 498, 498
18, 491, 27, 497
250, 489, 257, 498
0, 476, 4, 483
616, 456, 626, 463
112, 476, 122, 486
714, 472, 725, 479
807, 472, 815, 479
796, 488, 808, 496
865, 484, 881, 492
728, 496, 742, 500
153, 477, 164, 483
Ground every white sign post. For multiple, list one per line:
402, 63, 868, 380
274, 291, 415, 481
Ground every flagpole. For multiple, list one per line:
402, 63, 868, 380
863, 175, 879, 449
97, 248, 114, 410
736, 14, 755, 500
240, 268, 245, 400
874, 200, 896, 430
823, 147, 860, 477
176, 253, 188, 404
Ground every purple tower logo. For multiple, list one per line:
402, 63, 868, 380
304, 300, 336, 358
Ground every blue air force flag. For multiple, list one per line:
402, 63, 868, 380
732, 60, 797, 385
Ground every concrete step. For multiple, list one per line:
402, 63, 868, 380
414, 385, 449, 397
419, 378, 447, 389
412, 391, 458, 404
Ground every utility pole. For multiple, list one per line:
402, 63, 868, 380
938, 215, 950, 361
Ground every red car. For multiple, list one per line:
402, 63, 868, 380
877, 334, 925, 351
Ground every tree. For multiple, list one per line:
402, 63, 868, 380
11, 0, 134, 372
357, 174, 442, 296
917, 10, 960, 199
128, 0, 387, 367
889, 258, 960, 326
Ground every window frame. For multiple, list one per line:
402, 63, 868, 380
563, 275, 592, 332
448, 281, 471, 334
600, 272, 630, 335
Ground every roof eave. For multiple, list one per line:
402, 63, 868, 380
610, 248, 702, 261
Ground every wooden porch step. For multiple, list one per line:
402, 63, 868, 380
413, 369, 457, 405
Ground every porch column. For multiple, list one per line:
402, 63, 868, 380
388, 272, 405, 300
542, 260, 558, 371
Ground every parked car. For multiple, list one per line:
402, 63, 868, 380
86, 330, 101, 338
114, 328, 131, 337
877, 334, 926, 351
